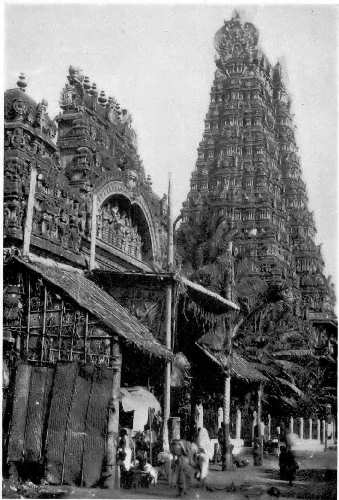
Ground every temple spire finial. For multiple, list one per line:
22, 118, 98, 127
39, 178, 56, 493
17, 73, 27, 92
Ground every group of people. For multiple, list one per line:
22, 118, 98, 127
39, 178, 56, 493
116, 423, 299, 493
116, 426, 213, 495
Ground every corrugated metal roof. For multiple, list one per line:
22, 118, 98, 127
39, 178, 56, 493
15, 257, 172, 360
196, 344, 267, 383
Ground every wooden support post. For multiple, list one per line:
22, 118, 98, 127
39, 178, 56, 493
103, 337, 122, 489
309, 418, 313, 440
223, 373, 233, 470
40, 286, 47, 362
299, 417, 304, 440
89, 193, 97, 271
163, 174, 173, 452
325, 420, 328, 451
289, 416, 294, 434
236, 408, 241, 440
23, 164, 37, 256
222, 241, 234, 470
317, 419, 321, 442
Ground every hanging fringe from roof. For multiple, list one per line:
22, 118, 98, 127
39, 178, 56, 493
184, 299, 230, 333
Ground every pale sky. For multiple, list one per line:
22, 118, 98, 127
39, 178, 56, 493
4, 3, 338, 289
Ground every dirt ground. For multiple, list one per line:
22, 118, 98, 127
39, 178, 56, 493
3, 450, 337, 500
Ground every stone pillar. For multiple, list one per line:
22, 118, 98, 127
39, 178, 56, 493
309, 418, 313, 440
195, 402, 204, 430
268, 414, 271, 441
168, 417, 180, 442
218, 407, 223, 429
236, 408, 241, 440
299, 417, 304, 439
289, 416, 294, 434
322, 419, 326, 445
317, 419, 321, 442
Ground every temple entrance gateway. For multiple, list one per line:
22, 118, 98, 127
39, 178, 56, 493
94, 178, 160, 265
97, 195, 150, 261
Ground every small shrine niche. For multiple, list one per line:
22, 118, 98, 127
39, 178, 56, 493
96, 194, 153, 261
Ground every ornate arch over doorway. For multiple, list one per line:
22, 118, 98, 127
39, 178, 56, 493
94, 177, 159, 263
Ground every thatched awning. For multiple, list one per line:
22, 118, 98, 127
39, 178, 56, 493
14, 257, 172, 360
178, 276, 240, 314
196, 343, 268, 383
88, 269, 239, 315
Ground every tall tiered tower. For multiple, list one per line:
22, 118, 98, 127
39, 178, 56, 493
179, 12, 334, 318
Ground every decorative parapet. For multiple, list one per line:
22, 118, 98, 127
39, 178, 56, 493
4, 69, 168, 270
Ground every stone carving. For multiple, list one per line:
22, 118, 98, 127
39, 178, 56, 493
97, 201, 142, 260
215, 12, 259, 63
32, 179, 88, 254
4, 158, 29, 239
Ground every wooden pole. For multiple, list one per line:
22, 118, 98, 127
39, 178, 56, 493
223, 241, 233, 470
23, 164, 37, 256
163, 174, 173, 452
222, 372, 232, 469
103, 336, 122, 489
167, 173, 174, 269
89, 193, 98, 271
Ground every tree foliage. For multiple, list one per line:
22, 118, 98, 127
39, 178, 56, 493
176, 219, 337, 418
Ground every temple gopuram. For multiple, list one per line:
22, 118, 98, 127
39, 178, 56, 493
178, 11, 336, 324
177, 12, 336, 445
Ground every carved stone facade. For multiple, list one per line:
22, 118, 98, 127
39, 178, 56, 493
4, 68, 168, 271
97, 201, 143, 260
180, 12, 335, 318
